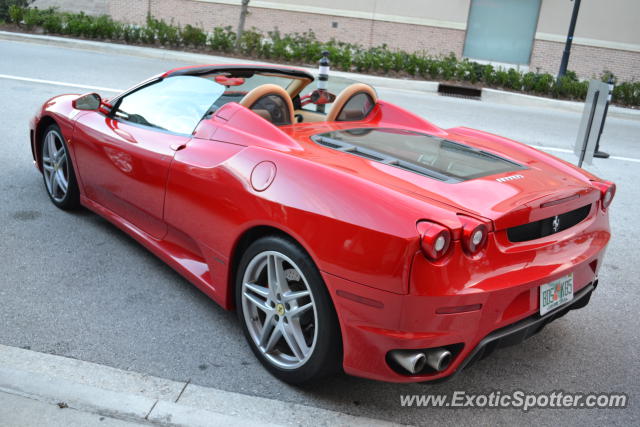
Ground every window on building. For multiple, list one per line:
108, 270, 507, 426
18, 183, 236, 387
463, 0, 541, 65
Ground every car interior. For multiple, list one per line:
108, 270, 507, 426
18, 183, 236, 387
202, 70, 378, 126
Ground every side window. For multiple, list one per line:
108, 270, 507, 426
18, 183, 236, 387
114, 76, 225, 134
336, 93, 374, 122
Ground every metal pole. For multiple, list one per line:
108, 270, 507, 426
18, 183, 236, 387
557, 0, 581, 80
579, 89, 599, 168
316, 51, 330, 113
594, 78, 613, 159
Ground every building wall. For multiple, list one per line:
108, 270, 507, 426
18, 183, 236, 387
537, 0, 640, 48
32, 0, 108, 15
531, 0, 640, 80
530, 40, 640, 81
108, 0, 467, 57
36, 0, 640, 81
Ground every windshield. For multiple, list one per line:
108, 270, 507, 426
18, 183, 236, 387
202, 72, 304, 111
312, 128, 525, 182
115, 75, 225, 134
114, 71, 311, 134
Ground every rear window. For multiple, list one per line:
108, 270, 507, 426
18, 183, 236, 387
312, 128, 524, 182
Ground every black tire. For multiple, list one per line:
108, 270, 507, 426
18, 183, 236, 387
40, 123, 80, 210
235, 235, 342, 384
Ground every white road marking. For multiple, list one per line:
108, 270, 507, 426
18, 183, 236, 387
0, 73, 122, 92
606, 155, 640, 163
532, 144, 640, 163
2, 72, 640, 163
531, 145, 574, 153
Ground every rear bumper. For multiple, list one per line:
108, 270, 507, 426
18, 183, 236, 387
324, 270, 599, 383
453, 281, 595, 376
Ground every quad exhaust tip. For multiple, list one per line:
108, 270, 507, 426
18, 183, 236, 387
390, 348, 452, 375
425, 348, 452, 373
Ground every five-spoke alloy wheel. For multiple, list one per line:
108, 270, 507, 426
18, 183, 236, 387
241, 250, 318, 369
41, 124, 79, 209
236, 236, 341, 384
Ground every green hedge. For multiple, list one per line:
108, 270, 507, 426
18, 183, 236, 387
5, 6, 640, 107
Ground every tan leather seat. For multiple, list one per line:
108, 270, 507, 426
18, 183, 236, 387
326, 83, 378, 122
239, 84, 295, 126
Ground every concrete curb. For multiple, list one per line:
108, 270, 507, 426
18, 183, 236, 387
1, 30, 637, 120
0, 344, 402, 427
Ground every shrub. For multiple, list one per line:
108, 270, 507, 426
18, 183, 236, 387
41, 9, 63, 33
123, 25, 141, 44
494, 69, 509, 87
454, 59, 477, 83
140, 24, 155, 44
1, 0, 30, 22
91, 15, 120, 39
7, 3, 23, 23
181, 24, 207, 47
482, 64, 496, 85
600, 70, 618, 85
64, 11, 93, 37
329, 42, 355, 71
207, 26, 234, 51
22, 6, 44, 29
613, 81, 640, 106
505, 69, 522, 90
149, 17, 179, 46
5, 6, 639, 107
236, 27, 260, 55
439, 53, 458, 80
533, 73, 554, 94
521, 72, 537, 92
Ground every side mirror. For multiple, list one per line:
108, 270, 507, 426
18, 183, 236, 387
72, 93, 102, 110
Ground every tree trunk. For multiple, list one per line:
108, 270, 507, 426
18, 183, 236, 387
235, 0, 250, 49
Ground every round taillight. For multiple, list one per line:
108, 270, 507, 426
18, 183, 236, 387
602, 183, 616, 209
417, 221, 451, 261
593, 181, 616, 211
460, 217, 489, 255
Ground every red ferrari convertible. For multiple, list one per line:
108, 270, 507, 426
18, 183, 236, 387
29, 64, 614, 384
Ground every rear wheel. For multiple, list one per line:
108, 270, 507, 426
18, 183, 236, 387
41, 124, 80, 210
236, 235, 342, 384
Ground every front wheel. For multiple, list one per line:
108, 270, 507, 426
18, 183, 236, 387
236, 235, 342, 384
41, 124, 80, 210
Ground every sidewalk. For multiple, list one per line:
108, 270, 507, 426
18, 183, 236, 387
0, 391, 143, 427
1, 30, 638, 121
0, 344, 400, 427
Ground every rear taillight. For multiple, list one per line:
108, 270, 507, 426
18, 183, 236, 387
459, 216, 489, 255
593, 181, 616, 210
416, 221, 451, 261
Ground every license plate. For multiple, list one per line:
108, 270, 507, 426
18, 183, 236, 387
539, 273, 574, 316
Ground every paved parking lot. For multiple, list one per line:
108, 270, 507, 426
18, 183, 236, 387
1, 38, 638, 426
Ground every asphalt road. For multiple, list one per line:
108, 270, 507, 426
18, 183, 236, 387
1, 39, 639, 426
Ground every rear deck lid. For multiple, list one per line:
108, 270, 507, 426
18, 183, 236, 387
312, 128, 525, 184
311, 128, 597, 229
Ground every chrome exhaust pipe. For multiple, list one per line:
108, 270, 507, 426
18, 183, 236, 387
425, 348, 452, 372
390, 350, 427, 374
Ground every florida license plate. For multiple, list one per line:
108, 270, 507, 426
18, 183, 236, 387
539, 273, 574, 316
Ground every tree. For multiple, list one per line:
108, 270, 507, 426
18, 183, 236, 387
235, 0, 250, 49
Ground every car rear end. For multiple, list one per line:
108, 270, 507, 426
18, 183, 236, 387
313, 126, 615, 383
